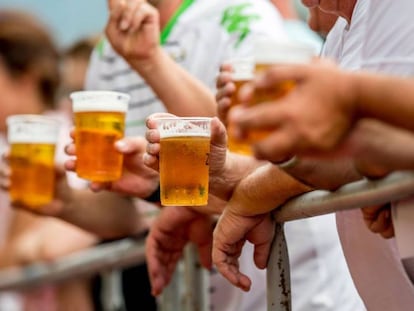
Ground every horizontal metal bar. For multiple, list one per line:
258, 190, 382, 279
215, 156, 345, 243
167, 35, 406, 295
274, 171, 414, 222
1, 171, 414, 293
0, 237, 146, 291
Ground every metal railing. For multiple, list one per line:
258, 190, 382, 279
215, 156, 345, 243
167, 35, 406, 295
0, 171, 414, 310
0, 237, 146, 291
267, 171, 414, 311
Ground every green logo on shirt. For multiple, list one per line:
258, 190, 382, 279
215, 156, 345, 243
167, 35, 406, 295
221, 3, 260, 48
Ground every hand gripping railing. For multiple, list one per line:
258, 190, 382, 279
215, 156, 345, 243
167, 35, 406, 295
267, 171, 414, 311
0, 171, 414, 310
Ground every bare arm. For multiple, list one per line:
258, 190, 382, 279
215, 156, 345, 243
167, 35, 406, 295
130, 49, 216, 117
353, 72, 414, 132
105, 0, 216, 117
58, 190, 145, 239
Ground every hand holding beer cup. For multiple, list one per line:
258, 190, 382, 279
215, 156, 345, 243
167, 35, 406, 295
227, 39, 316, 162
154, 116, 212, 206
64, 131, 160, 199
229, 59, 360, 163
146, 113, 246, 204
70, 91, 130, 183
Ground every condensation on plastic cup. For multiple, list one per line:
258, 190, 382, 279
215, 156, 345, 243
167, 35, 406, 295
155, 117, 212, 206
6, 114, 60, 208
70, 90, 130, 182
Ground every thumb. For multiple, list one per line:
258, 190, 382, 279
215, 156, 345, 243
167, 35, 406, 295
210, 117, 227, 150
115, 136, 147, 154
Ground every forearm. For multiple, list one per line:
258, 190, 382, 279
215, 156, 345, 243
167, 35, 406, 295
129, 48, 216, 116
228, 163, 312, 216
209, 152, 266, 201
352, 72, 414, 131
351, 120, 414, 176
60, 190, 146, 239
282, 158, 362, 191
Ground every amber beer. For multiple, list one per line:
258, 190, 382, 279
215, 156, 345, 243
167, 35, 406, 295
70, 91, 130, 182
7, 115, 59, 208
226, 58, 254, 155
156, 118, 211, 206
246, 39, 315, 142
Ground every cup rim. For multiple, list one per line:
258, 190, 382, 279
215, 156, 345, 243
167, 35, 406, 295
6, 114, 60, 126
154, 117, 212, 122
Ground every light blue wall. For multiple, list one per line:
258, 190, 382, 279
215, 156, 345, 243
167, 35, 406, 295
0, 0, 108, 48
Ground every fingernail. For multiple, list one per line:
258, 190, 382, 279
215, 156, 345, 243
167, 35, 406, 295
120, 20, 129, 31
228, 107, 243, 122
115, 140, 128, 152
143, 153, 152, 164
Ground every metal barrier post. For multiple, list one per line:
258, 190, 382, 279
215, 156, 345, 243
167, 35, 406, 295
267, 223, 291, 311
159, 261, 184, 311
183, 243, 210, 311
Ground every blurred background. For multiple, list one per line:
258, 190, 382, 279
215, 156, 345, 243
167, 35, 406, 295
0, 0, 107, 48
0, 0, 308, 48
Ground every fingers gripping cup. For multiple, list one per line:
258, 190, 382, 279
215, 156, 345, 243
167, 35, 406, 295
7, 115, 60, 207
249, 39, 316, 142
156, 117, 211, 206
70, 91, 130, 182
227, 58, 254, 155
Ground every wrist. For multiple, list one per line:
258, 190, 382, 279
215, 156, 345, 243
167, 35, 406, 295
210, 153, 264, 201
128, 46, 165, 76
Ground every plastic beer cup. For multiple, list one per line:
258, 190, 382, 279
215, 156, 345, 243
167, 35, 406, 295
156, 117, 211, 206
247, 39, 315, 142
70, 91, 130, 182
7, 114, 60, 208
226, 58, 254, 155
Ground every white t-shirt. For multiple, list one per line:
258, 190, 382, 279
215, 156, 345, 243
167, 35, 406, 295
86, 0, 288, 136
324, 0, 414, 309
86, 1, 362, 310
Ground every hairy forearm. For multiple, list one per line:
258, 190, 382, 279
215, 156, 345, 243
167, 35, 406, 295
228, 163, 312, 216
129, 48, 216, 117
209, 153, 266, 201
282, 158, 362, 191
60, 190, 146, 239
351, 120, 414, 176
353, 72, 414, 131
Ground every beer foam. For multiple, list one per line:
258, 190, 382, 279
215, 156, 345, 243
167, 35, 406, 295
232, 72, 254, 81
70, 91, 130, 113
160, 132, 211, 139
7, 115, 60, 144
254, 38, 315, 64
227, 58, 254, 81
156, 117, 211, 139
